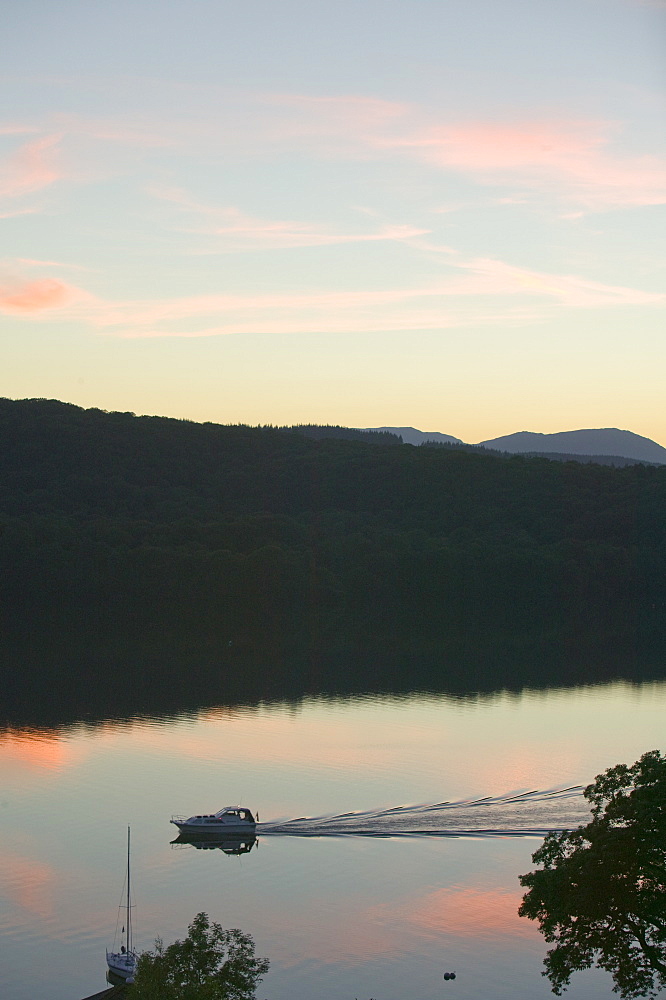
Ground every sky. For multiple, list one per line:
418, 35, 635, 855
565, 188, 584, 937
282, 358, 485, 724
2, 0, 665, 445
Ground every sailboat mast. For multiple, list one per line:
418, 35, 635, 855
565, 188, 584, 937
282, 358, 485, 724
126, 825, 131, 951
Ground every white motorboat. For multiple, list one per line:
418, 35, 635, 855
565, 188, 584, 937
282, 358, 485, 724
170, 805, 257, 834
106, 826, 138, 982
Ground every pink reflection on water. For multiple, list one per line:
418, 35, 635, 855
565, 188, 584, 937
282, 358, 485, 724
0, 728, 85, 773
403, 885, 537, 939
0, 850, 57, 920
260, 879, 537, 967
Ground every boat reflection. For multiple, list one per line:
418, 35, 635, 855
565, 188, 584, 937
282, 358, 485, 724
171, 831, 258, 855
107, 967, 131, 987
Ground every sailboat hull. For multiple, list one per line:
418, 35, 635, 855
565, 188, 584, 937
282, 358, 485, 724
106, 949, 137, 980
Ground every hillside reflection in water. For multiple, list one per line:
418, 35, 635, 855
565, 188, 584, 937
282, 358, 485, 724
0, 679, 664, 1000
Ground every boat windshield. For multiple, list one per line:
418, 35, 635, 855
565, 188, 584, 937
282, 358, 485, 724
216, 807, 254, 822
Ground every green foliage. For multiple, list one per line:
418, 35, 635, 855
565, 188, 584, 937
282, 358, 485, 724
131, 912, 269, 1000
519, 750, 666, 998
1, 397, 665, 721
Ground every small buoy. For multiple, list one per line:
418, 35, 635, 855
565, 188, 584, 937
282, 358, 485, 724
443, 971, 456, 980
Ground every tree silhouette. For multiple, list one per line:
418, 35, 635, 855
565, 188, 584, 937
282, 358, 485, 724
131, 911, 269, 1000
519, 750, 666, 998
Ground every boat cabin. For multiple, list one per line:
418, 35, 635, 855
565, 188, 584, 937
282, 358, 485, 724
171, 806, 256, 831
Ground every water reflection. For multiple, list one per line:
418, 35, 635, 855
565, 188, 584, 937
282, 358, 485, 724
2, 684, 665, 1000
172, 832, 258, 855
3, 626, 665, 728
106, 968, 129, 988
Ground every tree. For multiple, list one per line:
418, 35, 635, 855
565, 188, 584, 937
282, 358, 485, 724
131, 911, 269, 1000
519, 750, 666, 998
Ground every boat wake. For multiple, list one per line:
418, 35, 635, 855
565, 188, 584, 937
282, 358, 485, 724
258, 786, 588, 838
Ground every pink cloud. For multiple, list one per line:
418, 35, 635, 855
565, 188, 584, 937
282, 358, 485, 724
0, 125, 41, 136
0, 134, 62, 200
14, 96, 663, 213
384, 121, 605, 169
373, 120, 666, 209
0, 277, 86, 313
256, 96, 666, 210
29, 253, 654, 338
239, 96, 666, 210
15, 257, 74, 268
4, 254, 660, 337
0, 207, 39, 219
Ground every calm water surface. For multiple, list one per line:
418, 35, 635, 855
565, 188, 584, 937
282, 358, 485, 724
1, 679, 665, 1000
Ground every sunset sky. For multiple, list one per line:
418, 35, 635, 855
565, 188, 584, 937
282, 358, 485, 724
2, 0, 665, 444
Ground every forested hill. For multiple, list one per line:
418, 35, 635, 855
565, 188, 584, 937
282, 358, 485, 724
1, 397, 665, 714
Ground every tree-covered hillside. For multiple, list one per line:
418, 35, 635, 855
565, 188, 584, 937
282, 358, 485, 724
1, 397, 665, 717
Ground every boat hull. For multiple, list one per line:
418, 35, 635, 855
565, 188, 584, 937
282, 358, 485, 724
106, 949, 137, 980
171, 820, 256, 834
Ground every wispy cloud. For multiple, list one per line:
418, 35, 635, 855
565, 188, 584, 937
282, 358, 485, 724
5, 244, 661, 334
0, 134, 62, 201
369, 119, 666, 211
150, 185, 430, 251
241, 95, 666, 211
0, 206, 39, 219
8, 95, 665, 215
0, 276, 88, 313
0, 124, 41, 136
455, 256, 666, 307
12, 257, 94, 271
16, 253, 656, 338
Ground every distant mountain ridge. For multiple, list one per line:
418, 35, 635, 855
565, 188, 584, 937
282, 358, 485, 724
364, 426, 665, 464
478, 429, 666, 465
365, 427, 463, 446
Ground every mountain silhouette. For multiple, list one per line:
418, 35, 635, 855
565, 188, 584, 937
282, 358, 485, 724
478, 429, 666, 464
364, 426, 463, 446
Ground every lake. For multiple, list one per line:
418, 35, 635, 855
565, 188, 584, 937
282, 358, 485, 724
1, 677, 665, 1000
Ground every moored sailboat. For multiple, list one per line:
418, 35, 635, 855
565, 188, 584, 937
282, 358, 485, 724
106, 826, 138, 982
